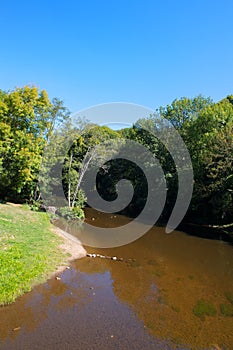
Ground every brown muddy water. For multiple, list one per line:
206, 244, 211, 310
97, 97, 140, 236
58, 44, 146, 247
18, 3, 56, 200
0, 209, 233, 350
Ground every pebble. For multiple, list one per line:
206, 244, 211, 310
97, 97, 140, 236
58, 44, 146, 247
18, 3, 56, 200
86, 253, 133, 263
55, 276, 61, 280
13, 327, 21, 331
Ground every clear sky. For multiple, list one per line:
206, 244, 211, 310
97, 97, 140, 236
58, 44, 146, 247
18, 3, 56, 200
1, 0, 233, 124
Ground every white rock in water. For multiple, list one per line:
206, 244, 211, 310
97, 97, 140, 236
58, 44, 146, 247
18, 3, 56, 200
112, 257, 117, 260
13, 327, 21, 332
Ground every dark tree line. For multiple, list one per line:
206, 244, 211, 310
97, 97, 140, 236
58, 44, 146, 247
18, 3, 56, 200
1, 86, 232, 229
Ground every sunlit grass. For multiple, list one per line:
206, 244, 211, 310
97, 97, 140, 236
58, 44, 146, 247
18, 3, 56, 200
0, 203, 66, 305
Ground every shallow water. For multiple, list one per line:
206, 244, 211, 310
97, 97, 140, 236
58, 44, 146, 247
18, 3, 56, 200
0, 209, 233, 349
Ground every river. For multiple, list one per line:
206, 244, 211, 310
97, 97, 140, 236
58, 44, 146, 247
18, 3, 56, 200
0, 209, 233, 349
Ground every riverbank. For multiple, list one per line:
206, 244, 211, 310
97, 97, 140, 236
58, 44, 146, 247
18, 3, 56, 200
0, 203, 86, 305
178, 222, 233, 243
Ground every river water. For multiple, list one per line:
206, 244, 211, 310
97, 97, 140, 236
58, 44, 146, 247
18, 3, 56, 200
0, 209, 233, 349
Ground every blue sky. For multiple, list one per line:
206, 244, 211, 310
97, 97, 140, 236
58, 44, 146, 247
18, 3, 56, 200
1, 0, 233, 125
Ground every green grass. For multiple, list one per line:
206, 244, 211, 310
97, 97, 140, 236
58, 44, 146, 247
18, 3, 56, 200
0, 203, 67, 305
193, 299, 217, 320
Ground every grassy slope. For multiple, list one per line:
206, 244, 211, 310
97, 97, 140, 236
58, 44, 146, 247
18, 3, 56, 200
0, 203, 67, 305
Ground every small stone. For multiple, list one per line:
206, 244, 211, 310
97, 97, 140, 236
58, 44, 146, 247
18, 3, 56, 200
13, 327, 21, 331
93, 293, 95, 296
112, 257, 117, 261
66, 266, 70, 269
92, 254, 96, 258
110, 335, 114, 338
90, 287, 94, 290
91, 217, 95, 221
55, 276, 61, 280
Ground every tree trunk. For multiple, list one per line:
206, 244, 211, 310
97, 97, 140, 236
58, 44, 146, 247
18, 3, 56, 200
68, 150, 73, 208
71, 147, 96, 208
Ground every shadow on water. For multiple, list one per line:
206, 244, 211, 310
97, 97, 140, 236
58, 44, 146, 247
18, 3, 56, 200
0, 208, 233, 350
0, 268, 184, 350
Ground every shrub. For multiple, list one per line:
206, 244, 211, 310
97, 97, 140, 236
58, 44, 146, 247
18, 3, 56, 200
56, 206, 84, 220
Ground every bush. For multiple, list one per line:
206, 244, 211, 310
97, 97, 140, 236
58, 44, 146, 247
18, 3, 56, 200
56, 206, 84, 220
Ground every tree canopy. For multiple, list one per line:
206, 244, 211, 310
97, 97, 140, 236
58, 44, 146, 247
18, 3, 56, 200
0, 86, 69, 201
0, 87, 232, 227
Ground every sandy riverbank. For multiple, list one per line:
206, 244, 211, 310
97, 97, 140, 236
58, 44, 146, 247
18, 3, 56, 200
50, 225, 87, 276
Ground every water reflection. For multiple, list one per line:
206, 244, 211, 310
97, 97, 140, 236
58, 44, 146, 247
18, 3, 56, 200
0, 268, 178, 350
0, 209, 232, 350
74, 210, 233, 349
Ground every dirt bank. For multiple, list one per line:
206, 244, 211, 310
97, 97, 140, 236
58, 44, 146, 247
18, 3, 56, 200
50, 225, 87, 276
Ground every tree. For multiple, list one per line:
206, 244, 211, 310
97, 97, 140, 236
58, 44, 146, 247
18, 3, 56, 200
0, 86, 70, 202
61, 125, 120, 208
186, 97, 233, 222
159, 95, 213, 129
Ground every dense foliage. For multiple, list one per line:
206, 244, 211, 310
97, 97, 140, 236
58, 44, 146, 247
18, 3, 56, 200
0, 86, 232, 227
0, 86, 69, 202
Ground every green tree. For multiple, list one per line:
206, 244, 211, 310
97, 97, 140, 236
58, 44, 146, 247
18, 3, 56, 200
62, 125, 120, 208
186, 97, 233, 222
0, 86, 70, 202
